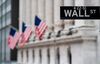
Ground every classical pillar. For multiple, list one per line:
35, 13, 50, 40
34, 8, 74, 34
36, 0, 45, 40
63, 0, 74, 35
29, 0, 37, 42
71, 43, 83, 64
41, 47, 48, 64
17, 50, 22, 64
59, 45, 69, 64
26, 0, 31, 25
34, 48, 40, 64
38, 0, 45, 20
88, 0, 100, 64
71, 38, 97, 64
28, 48, 33, 64
18, 0, 24, 63
23, 49, 27, 64
82, 40, 96, 64
19, 0, 24, 32
97, 32, 100, 64
19, 0, 26, 37
54, 0, 63, 36
44, 0, 53, 39
50, 47, 56, 64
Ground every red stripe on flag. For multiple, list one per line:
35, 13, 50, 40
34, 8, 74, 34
18, 27, 32, 48
35, 21, 47, 39
8, 32, 20, 49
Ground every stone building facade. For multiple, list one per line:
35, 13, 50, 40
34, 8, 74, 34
18, 0, 100, 64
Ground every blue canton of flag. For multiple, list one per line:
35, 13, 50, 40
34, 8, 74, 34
22, 22, 26, 32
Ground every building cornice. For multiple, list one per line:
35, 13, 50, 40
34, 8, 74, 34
17, 35, 97, 49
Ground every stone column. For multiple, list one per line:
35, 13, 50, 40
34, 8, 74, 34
71, 43, 83, 64
54, 0, 63, 36
84, 0, 100, 64
26, 0, 31, 25
19, 0, 24, 32
38, 0, 45, 20
71, 37, 97, 64
18, 0, 25, 63
23, 49, 27, 64
59, 45, 69, 64
17, 50, 22, 64
89, 0, 100, 64
44, 0, 53, 39
63, 0, 74, 35
25, 0, 33, 42
28, 48, 33, 64
37, 0, 45, 40
30, 0, 37, 42
34, 48, 40, 64
97, 31, 100, 64
19, 0, 26, 34
41, 47, 48, 64
50, 47, 56, 64
82, 40, 97, 64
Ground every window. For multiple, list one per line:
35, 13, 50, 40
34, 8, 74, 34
6, 12, 11, 25
6, 27, 10, 39
6, 27, 10, 61
4, 29, 7, 61
0, 7, 1, 17
0, 31, 2, 62
2, 0, 6, 3
0, 19, 1, 28
6, 4, 11, 12
2, 4, 6, 15
6, 0, 11, 12
1, 16, 3, 28
2, 29, 5, 61
0, 0, 2, 6
2, 16, 6, 27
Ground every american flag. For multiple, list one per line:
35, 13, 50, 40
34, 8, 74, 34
18, 22, 32, 47
35, 16, 47, 39
8, 28, 20, 49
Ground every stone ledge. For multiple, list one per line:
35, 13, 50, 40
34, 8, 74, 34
17, 35, 97, 49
